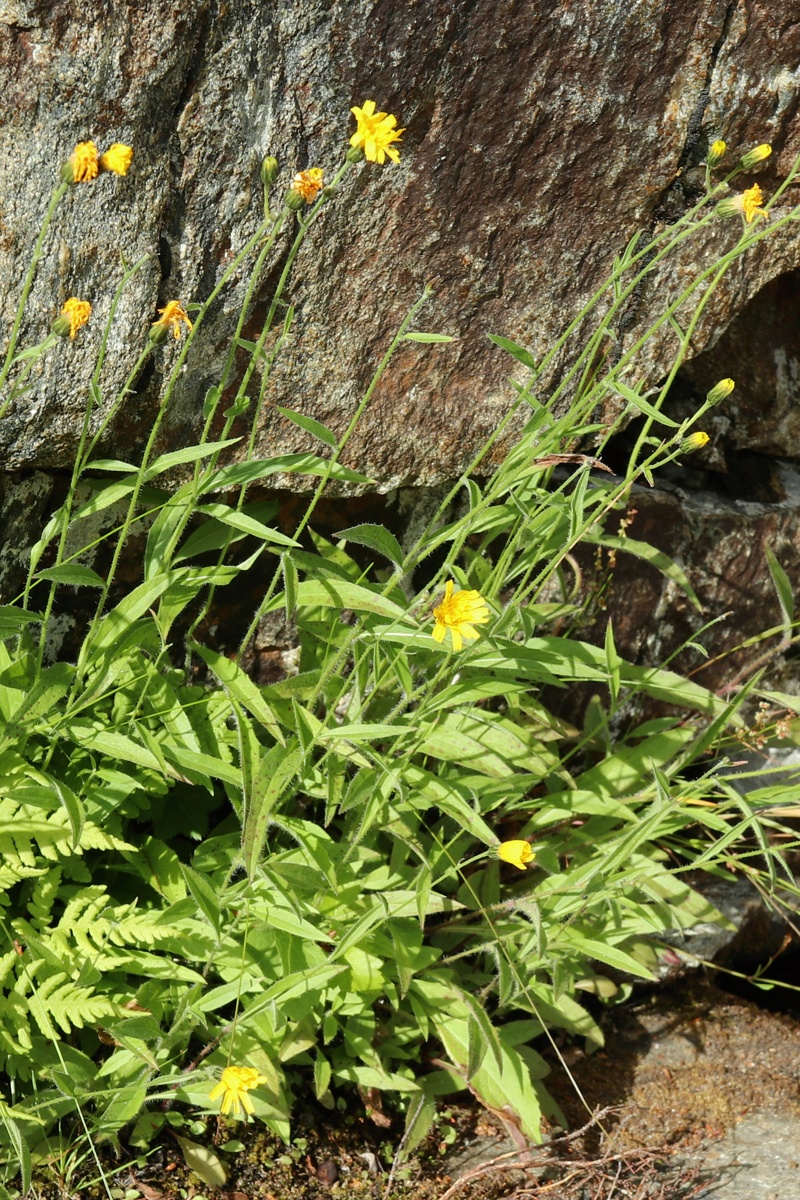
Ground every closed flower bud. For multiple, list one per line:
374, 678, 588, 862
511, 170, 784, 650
740, 143, 772, 169
706, 378, 735, 406
261, 155, 279, 186
681, 431, 710, 453
707, 139, 727, 167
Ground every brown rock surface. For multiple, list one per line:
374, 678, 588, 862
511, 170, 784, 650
1, 0, 800, 488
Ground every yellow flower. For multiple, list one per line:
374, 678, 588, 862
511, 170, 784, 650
99, 143, 133, 176
208, 1065, 266, 1118
349, 100, 404, 164
290, 167, 325, 203
150, 300, 193, 342
717, 182, 769, 224
681, 431, 710, 452
497, 840, 535, 870
53, 297, 92, 340
432, 580, 490, 651
67, 141, 99, 183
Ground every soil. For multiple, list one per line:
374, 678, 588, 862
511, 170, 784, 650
28, 974, 800, 1200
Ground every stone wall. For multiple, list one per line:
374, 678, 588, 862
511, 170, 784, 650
2, 0, 800, 674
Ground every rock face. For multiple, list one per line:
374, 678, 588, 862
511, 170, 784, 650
1, 0, 799, 480
2, 0, 800, 667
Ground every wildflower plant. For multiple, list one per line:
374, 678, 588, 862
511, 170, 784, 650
0, 111, 799, 1187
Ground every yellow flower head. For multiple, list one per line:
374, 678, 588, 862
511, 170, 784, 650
99, 143, 133, 176
432, 580, 490, 652
291, 167, 325, 203
67, 141, 99, 183
53, 297, 92, 340
150, 300, 193, 343
717, 183, 769, 224
681, 431, 710, 452
208, 1065, 266, 1118
497, 840, 535, 871
350, 100, 404, 164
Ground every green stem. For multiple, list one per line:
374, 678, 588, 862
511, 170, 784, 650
0, 179, 68, 396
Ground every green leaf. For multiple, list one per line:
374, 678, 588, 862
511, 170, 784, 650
0, 1110, 31, 1195
295, 578, 410, 621
175, 1137, 227, 1188
587, 534, 702, 611
766, 546, 794, 630
144, 438, 242, 480
180, 864, 222, 935
403, 332, 456, 343
283, 552, 298, 619
611, 380, 680, 427
0, 606, 42, 639
278, 406, 339, 449
124, 836, 187, 902
35, 564, 105, 588
193, 642, 285, 745
195, 504, 299, 548
203, 455, 374, 493
243, 739, 305, 877
433, 1012, 543, 1142
50, 776, 85, 850
487, 333, 537, 370
89, 573, 175, 653
337, 524, 404, 569
84, 458, 138, 472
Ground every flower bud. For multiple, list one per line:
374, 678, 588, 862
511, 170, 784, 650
706, 378, 735, 406
740, 143, 772, 169
681, 431, 710, 453
707, 139, 727, 167
261, 155, 279, 186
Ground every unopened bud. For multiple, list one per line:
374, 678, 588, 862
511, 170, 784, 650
706, 378, 735, 406
681, 431, 710, 453
740, 143, 772, 169
261, 155, 279, 186
707, 139, 727, 167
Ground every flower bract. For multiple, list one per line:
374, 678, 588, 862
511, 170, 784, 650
350, 100, 404, 164
497, 840, 535, 870
99, 143, 133, 176
208, 1065, 266, 1118
151, 300, 193, 342
68, 141, 99, 183
432, 580, 490, 651
53, 297, 92, 340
